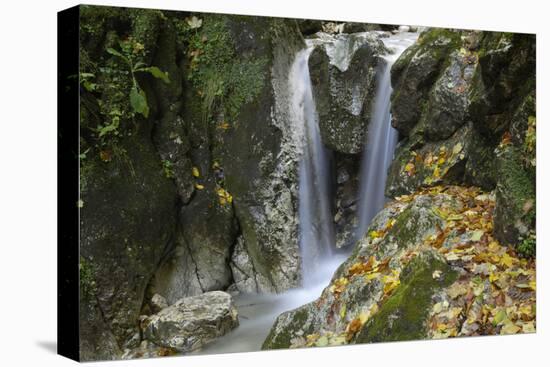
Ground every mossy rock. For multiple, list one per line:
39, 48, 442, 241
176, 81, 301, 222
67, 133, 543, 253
262, 305, 315, 350
467, 32, 536, 140
390, 28, 462, 137
493, 145, 536, 249
355, 251, 457, 343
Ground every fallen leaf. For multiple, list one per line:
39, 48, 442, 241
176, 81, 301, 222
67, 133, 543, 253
447, 282, 468, 299
500, 321, 521, 335
452, 142, 463, 155
404, 162, 415, 176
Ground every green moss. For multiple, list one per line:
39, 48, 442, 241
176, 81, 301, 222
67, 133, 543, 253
517, 234, 536, 258
80, 256, 98, 300
262, 307, 312, 350
185, 15, 268, 121
385, 204, 440, 251
498, 146, 535, 218
355, 252, 457, 343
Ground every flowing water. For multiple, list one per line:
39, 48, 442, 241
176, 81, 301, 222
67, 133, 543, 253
293, 47, 336, 287
355, 32, 418, 239
195, 31, 418, 356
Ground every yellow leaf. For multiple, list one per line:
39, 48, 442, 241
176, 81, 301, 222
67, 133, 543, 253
195, 184, 204, 190
432, 270, 442, 279
500, 253, 514, 268
446, 214, 463, 221
452, 142, 463, 155
438, 157, 446, 165
365, 272, 380, 282
369, 230, 382, 240
340, 305, 347, 319
433, 166, 441, 178
404, 162, 415, 176
500, 321, 521, 335
382, 275, 400, 295
529, 280, 536, 291
217, 121, 231, 130
447, 282, 468, 299
192, 166, 200, 177
522, 322, 536, 333
488, 241, 500, 253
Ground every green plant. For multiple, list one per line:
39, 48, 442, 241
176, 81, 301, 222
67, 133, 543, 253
517, 232, 536, 258
79, 72, 98, 92
80, 257, 97, 300
161, 159, 174, 179
106, 37, 171, 118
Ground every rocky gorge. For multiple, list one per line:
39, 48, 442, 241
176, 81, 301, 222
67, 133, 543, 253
77, 5, 536, 361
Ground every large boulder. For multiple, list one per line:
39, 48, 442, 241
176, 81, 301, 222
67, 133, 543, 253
142, 291, 239, 353
390, 29, 462, 137
386, 123, 495, 197
308, 32, 387, 153
387, 28, 536, 251
468, 33, 536, 139
263, 186, 536, 349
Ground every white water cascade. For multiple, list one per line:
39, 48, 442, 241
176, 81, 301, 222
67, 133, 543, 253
195, 31, 418, 356
292, 47, 336, 287
356, 32, 418, 239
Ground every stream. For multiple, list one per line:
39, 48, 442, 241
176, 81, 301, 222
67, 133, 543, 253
195, 30, 418, 356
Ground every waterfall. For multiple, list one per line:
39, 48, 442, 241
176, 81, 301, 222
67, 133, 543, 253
290, 48, 335, 287
356, 32, 419, 239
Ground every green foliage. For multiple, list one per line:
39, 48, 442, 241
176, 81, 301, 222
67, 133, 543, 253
106, 37, 170, 119
130, 85, 149, 118
79, 72, 97, 92
517, 233, 536, 258
178, 15, 267, 121
80, 256, 97, 300
161, 159, 174, 179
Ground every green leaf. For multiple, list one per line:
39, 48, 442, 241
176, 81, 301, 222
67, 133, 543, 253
98, 123, 118, 137
315, 335, 328, 347
144, 66, 170, 84
470, 230, 484, 242
493, 309, 508, 326
130, 86, 149, 118
106, 47, 125, 59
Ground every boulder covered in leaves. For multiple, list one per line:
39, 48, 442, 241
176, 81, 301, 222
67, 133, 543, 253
142, 291, 239, 353
386, 28, 535, 251
263, 186, 536, 350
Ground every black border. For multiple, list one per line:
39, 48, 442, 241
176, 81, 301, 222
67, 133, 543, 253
57, 4, 80, 362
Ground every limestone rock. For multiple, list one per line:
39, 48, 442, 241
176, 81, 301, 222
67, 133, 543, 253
263, 193, 459, 349
142, 291, 239, 353
308, 32, 386, 153
150, 294, 169, 313
391, 29, 462, 136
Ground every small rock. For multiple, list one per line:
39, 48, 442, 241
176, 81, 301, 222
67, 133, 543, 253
150, 293, 169, 313
398, 25, 411, 33
143, 291, 239, 353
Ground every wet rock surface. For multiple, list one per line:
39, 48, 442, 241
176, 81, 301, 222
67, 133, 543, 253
263, 186, 536, 349
308, 32, 387, 153
142, 291, 239, 353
